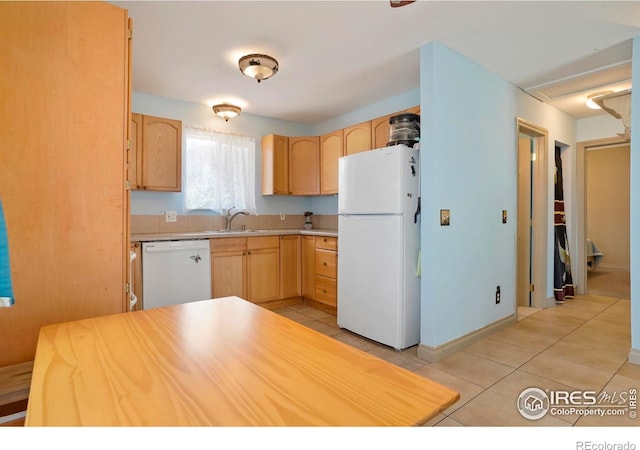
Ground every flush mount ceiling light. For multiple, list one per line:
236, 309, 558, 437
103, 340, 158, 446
212, 103, 241, 121
586, 91, 614, 110
238, 54, 279, 83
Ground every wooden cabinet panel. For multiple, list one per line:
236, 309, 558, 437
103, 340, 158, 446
320, 130, 343, 195
247, 235, 279, 250
261, 134, 289, 195
129, 113, 143, 190
210, 237, 247, 252
316, 236, 338, 251
246, 248, 280, 303
279, 235, 301, 299
344, 121, 372, 156
0, 1, 130, 366
371, 114, 392, 150
289, 136, 319, 195
211, 250, 246, 299
141, 115, 182, 192
314, 276, 337, 307
301, 236, 316, 299
315, 249, 337, 279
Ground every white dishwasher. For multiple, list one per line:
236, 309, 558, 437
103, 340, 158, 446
142, 240, 211, 310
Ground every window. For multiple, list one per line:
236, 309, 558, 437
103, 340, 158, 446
184, 126, 256, 214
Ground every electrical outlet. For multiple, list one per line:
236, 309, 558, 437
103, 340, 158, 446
165, 211, 177, 223
495, 286, 501, 304
280, 213, 286, 221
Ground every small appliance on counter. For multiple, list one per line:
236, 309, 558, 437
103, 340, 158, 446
304, 211, 314, 229
387, 113, 420, 147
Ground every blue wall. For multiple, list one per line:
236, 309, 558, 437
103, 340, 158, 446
419, 42, 577, 348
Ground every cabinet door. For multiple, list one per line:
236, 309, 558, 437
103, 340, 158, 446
261, 134, 289, 195
344, 121, 372, 156
129, 113, 143, 190
246, 248, 280, 303
211, 250, 246, 299
371, 114, 392, 150
301, 235, 316, 299
289, 136, 319, 195
279, 235, 301, 299
141, 115, 182, 191
320, 130, 343, 195
0, 1, 129, 366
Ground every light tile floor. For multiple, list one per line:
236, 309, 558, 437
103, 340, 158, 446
272, 294, 638, 427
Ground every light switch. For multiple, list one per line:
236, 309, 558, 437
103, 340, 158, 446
502, 210, 507, 224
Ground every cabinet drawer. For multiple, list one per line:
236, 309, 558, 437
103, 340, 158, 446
210, 237, 247, 252
314, 275, 336, 307
315, 249, 336, 278
247, 235, 279, 250
315, 236, 337, 251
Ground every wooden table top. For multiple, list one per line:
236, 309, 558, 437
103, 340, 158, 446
26, 297, 459, 426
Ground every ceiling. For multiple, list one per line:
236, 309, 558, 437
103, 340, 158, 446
110, 1, 640, 125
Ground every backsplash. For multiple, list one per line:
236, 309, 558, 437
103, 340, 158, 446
130, 214, 338, 234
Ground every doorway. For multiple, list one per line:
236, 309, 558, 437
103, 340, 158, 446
576, 137, 631, 298
516, 119, 549, 312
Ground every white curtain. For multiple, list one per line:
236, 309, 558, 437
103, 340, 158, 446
184, 127, 256, 214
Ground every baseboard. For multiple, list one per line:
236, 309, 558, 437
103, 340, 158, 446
417, 313, 516, 363
629, 348, 640, 366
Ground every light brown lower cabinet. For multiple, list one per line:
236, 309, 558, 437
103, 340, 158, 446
301, 235, 316, 298
210, 236, 281, 305
130, 242, 143, 311
210, 237, 246, 299
279, 235, 301, 299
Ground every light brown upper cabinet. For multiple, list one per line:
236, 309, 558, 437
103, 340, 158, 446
289, 136, 320, 195
344, 121, 372, 156
371, 114, 393, 150
132, 114, 182, 191
320, 129, 344, 195
261, 134, 289, 195
371, 106, 420, 150
129, 113, 143, 189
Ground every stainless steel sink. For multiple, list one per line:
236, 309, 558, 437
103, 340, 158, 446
206, 229, 270, 234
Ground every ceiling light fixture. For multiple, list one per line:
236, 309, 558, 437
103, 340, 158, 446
212, 103, 241, 121
238, 54, 279, 83
586, 91, 614, 110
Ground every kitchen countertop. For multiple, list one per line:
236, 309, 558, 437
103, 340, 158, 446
130, 228, 338, 242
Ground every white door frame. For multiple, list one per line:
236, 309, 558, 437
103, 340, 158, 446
575, 136, 630, 294
516, 118, 549, 309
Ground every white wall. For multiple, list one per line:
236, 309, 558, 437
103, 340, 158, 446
577, 114, 627, 142
419, 42, 576, 348
131, 92, 314, 216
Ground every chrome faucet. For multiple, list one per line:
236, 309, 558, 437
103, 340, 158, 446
225, 207, 249, 231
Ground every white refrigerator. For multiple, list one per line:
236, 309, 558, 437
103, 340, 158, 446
337, 144, 421, 351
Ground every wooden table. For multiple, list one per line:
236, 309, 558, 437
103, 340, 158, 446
26, 297, 459, 426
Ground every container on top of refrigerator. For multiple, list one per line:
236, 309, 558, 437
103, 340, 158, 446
387, 113, 420, 147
